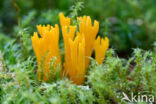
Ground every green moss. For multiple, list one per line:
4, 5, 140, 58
0, 47, 155, 103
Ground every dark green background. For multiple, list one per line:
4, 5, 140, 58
0, 0, 156, 56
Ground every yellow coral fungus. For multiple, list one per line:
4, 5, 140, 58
78, 16, 99, 68
62, 25, 85, 84
61, 26, 76, 71
94, 36, 109, 65
31, 24, 61, 81
31, 13, 109, 85
68, 33, 85, 84
59, 13, 99, 68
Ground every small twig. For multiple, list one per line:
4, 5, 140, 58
11, 0, 21, 28
70, 1, 84, 25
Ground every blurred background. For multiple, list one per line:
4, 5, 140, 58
0, 0, 156, 58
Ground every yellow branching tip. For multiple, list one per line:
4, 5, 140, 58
59, 12, 71, 27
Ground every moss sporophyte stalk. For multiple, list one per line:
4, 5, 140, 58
31, 13, 109, 85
